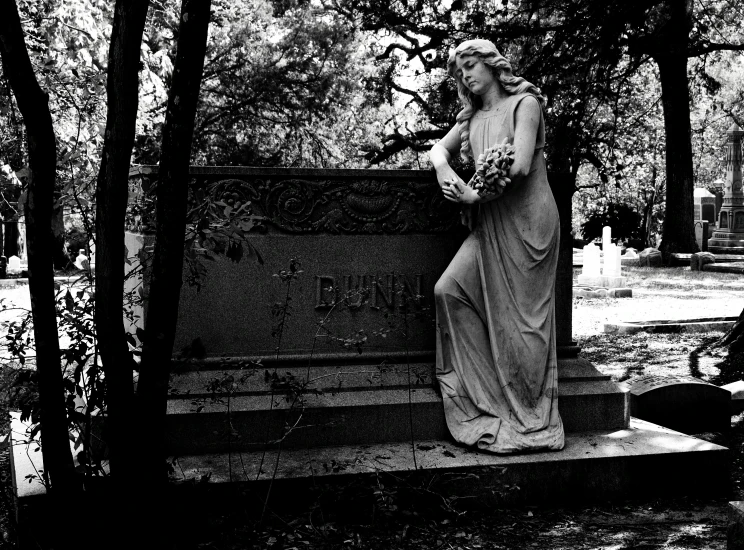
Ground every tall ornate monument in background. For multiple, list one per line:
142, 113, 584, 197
709, 121, 744, 253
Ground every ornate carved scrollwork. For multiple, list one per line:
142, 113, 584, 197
130, 168, 464, 235
210, 176, 461, 234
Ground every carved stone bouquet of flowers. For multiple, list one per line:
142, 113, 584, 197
468, 137, 515, 198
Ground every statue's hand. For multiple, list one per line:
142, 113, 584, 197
442, 179, 480, 205
435, 166, 466, 190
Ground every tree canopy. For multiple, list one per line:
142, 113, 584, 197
1, 0, 744, 248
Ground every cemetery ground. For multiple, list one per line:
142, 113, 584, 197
0, 267, 742, 548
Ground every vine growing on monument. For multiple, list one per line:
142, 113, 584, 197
177, 257, 444, 520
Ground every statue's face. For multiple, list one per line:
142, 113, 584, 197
455, 54, 496, 96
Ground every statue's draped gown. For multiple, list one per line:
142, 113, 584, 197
435, 93, 565, 453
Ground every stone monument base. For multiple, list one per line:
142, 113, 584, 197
577, 274, 627, 288
169, 417, 727, 508
573, 286, 632, 299
162, 353, 630, 454
709, 231, 744, 254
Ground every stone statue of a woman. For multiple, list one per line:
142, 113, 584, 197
430, 39, 564, 454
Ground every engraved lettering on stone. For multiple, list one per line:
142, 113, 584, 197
315, 275, 337, 309
315, 273, 425, 310
342, 275, 367, 309
372, 274, 394, 309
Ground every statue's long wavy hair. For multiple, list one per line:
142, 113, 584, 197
447, 39, 546, 161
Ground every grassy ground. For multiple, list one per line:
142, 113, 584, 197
1, 268, 744, 548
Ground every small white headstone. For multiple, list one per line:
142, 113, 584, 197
602, 226, 612, 252
582, 243, 600, 276
603, 243, 618, 276
74, 250, 89, 271
7, 255, 21, 272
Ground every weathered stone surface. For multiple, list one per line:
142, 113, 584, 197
605, 317, 737, 335
694, 219, 710, 251
722, 380, 744, 414
638, 247, 662, 267
624, 374, 731, 434
172, 418, 729, 507
690, 251, 716, 271
173, 234, 464, 357
702, 261, 744, 275
576, 275, 628, 288
729, 501, 744, 550
165, 355, 630, 454
673, 252, 744, 264
127, 168, 470, 359
709, 122, 744, 254
573, 286, 632, 299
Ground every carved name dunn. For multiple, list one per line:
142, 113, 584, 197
315, 273, 425, 310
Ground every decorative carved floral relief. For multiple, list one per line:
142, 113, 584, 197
195, 175, 461, 234
127, 170, 463, 235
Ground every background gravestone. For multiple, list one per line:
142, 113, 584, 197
638, 248, 662, 267
625, 374, 730, 434
691, 251, 716, 271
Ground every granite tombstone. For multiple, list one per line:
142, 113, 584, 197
625, 374, 730, 434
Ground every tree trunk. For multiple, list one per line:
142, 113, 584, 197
656, 53, 698, 259
652, 0, 698, 260
0, 0, 81, 543
94, 0, 149, 494
135, 0, 211, 540
718, 308, 744, 353
52, 196, 70, 269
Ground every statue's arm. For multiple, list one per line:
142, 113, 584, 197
433, 124, 462, 160
509, 96, 540, 182
431, 124, 466, 189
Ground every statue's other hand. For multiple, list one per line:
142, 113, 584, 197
436, 166, 465, 190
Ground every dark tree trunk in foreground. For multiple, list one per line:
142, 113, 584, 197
135, 0, 211, 540
0, 0, 80, 542
656, 53, 698, 258
0, 0, 77, 490
647, 0, 698, 259
94, 0, 149, 500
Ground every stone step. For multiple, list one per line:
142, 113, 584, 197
704, 262, 744, 275
170, 418, 729, 507
709, 246, 744, 254
165, 376, 628, 455
168, 357, 613, 397
671, 252, 744, 263
166, 387, 446, 455
169, 363, 437, 396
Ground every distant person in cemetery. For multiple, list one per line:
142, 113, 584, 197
429, 39, 564, 454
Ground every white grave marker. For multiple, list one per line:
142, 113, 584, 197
602, 226, 612, 254
582, 243, 600, 276
7, 255, 21, 273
